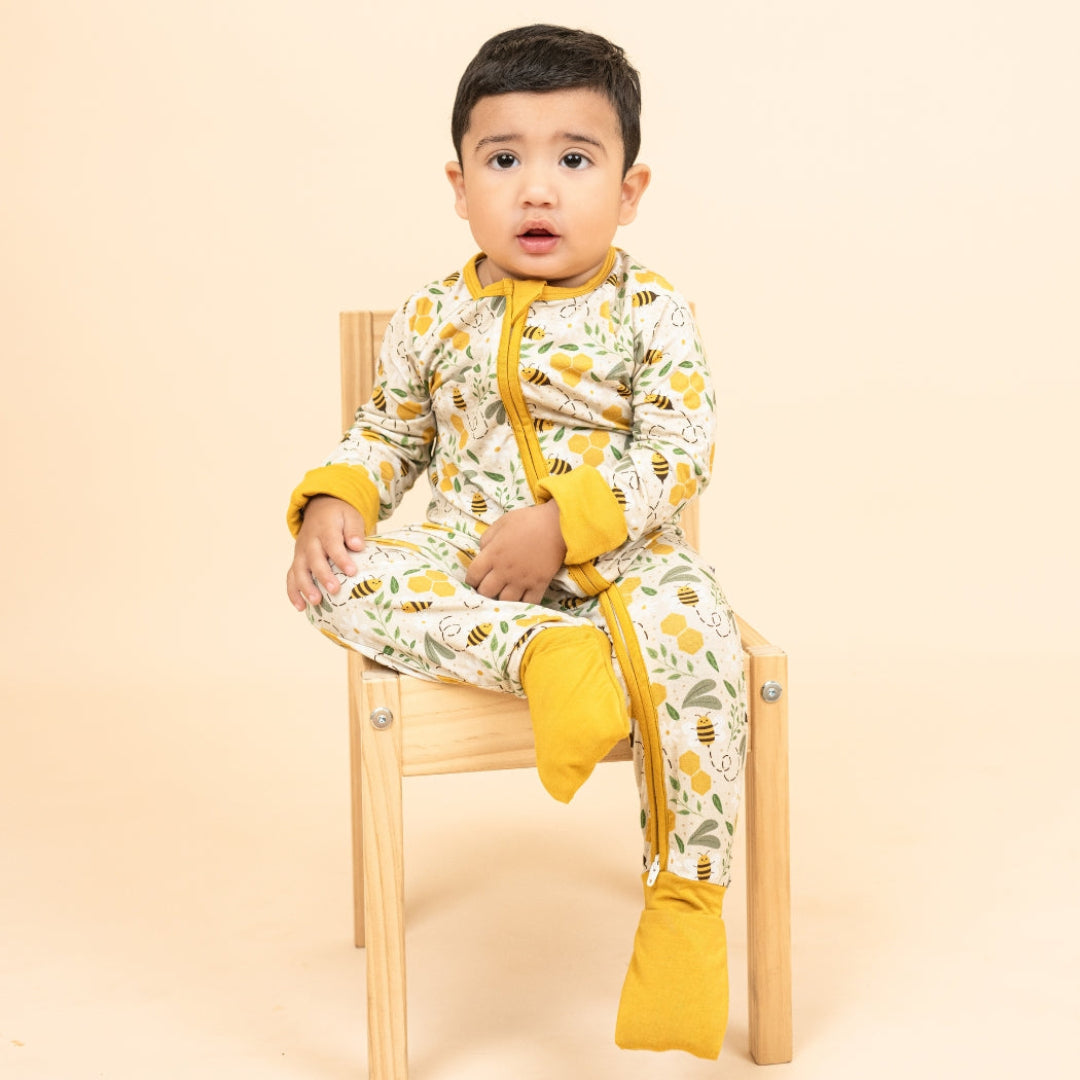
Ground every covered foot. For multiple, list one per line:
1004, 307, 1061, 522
519, 625, 630, 803
615, 870, 729, 1059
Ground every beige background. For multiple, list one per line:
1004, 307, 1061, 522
2, 1, 1077, 1077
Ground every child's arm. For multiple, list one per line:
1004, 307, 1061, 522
537, 292, 715, 560
286, 297, 436, 549
286, 495, 367, 610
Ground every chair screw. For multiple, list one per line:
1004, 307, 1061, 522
761, 681, 783, 703
370, 707, 394, 729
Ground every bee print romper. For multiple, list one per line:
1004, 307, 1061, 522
287, 248, 747, 887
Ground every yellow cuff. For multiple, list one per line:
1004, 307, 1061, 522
536, 465, 627, 564
286, 465, 381, 537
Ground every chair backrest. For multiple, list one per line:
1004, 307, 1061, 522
339, 311, 700, 549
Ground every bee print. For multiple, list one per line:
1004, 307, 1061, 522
533, 417, 555, 432
471, 492, 488, 516
349, 578, 383, 599
697, 854, 712, 881
466, 623, 493, 647
644, 348, 664, 365
678, 586, 699, 606
400, 600, 434, 613
611, 485, 627, 509
696, 715, 715, 745
442, 271, 461, 286
371, 386, 387, 411
558, 595, 589, 610
546, 456, 572, 475
631, 290, 658, 308
604, 271, 620, 287
521, 324, 546, 340
615, 381, 632, 399
651, 452, 669, 481
452, 387, 468, 410
521, 367, 551, 387
644, 393, 674, 411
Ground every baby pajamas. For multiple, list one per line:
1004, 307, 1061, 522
288, 247, 746, 1056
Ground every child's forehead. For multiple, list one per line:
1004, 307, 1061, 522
462, 88, 622, 147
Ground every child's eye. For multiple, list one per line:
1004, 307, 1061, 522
561, 152, 591, 170
490, 152, 518, 170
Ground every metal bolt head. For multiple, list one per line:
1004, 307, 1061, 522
370, 706, 394, 729
761, 680, 783, 703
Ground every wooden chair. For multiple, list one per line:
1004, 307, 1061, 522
340, 310, 792, 1078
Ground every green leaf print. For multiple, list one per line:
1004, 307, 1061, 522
707, 651, 719, 672
687, 820, 722, 849
466, 449, 480, 464
683, 679, 724, 710
390, 578, 399, 594
646, 647, 658, 659
659, 566, 698, 585
726, 821, 735, 836
669, 776, 680, 792
641, 586, 657, 596
712, 794, 724, 814
537, 340, 554, 354
500, 621, 509, 634
640, 809, 647, 830
674, 835, 685, 854
423, 633, 454, 665
561, 343, 579, 352
665, 702, 679, 721
484, 471, 506, 482
724, 680, 737, 698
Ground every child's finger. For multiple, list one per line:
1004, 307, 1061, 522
300, 542, 340, 597
285, 570, 307, 611
325, 535, 358, 578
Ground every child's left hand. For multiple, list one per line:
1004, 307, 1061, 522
465, 499, 567, 604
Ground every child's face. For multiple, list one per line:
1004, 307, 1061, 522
446, 88, 650, 288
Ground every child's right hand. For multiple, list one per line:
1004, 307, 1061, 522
286, 495, 367, 610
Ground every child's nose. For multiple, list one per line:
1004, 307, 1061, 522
519, 165, 557, 206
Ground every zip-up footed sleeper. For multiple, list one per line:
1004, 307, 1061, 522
288, 247, 747, 1058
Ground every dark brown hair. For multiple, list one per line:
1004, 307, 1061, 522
451, 25, 642, 174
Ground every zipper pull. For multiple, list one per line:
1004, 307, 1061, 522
646, 856, 661, 887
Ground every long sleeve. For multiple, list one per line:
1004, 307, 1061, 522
537, 289, 715, 560
286, 298, 437, 537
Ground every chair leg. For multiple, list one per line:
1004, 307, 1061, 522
359, 667, 409, 1079
744, 647, 793, 1064
349, 652, 367, 949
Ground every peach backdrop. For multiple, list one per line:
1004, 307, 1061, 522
2, 2, 1077, 1077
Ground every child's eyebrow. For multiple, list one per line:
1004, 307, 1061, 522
472, 132, 607, 153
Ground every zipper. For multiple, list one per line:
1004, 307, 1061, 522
494, 278, 670, 882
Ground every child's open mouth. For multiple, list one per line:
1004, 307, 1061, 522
518, 228, 560, 255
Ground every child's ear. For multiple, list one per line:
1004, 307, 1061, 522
618, 163, 651, 226
445, 161, 469, 221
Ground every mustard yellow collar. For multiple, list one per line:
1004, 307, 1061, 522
464, 247, 618, 302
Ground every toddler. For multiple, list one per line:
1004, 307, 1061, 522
286, 24, 747, 1060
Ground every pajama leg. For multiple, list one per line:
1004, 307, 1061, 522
609, 537, 746, 1060
613, 542, 747, 887
302, 522, 578, 694
303, 522, 630, 799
